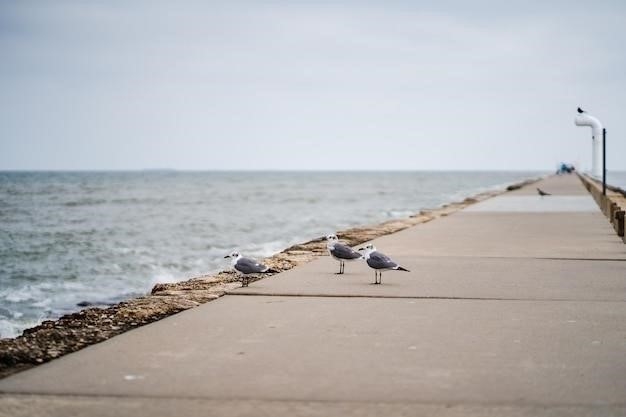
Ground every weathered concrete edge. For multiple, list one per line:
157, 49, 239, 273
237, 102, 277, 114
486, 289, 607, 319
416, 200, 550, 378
0, 176, 544, 379
578, 174, 626, 242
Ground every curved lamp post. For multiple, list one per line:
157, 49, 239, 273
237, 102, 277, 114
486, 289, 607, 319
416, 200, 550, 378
574, 109, 603, 178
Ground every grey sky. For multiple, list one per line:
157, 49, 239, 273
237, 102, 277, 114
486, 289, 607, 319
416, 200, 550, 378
1, 1, 625, 171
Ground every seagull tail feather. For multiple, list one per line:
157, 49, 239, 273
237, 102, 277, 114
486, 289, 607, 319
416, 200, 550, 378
264, 268, 279, 273
396, 266, 410, 272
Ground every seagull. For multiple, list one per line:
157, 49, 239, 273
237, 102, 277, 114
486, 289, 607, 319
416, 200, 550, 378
577, 107, 585, 114
224, 251, 277, 287
326, 234, 364, 275
536, 187, 551, 197
358, 244, 409, 285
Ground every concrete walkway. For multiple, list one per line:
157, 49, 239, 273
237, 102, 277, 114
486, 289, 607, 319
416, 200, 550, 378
1, 175, 626, 417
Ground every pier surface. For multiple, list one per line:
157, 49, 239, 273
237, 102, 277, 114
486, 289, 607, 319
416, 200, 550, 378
1, 175, 625, 417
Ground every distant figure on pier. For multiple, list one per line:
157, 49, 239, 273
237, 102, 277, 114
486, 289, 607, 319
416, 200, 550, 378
537, 188, 551, 197
557, 162, 575, 175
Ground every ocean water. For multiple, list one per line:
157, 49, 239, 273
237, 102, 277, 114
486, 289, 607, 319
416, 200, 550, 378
607, 171, 626, 190
0, 171, 545, 338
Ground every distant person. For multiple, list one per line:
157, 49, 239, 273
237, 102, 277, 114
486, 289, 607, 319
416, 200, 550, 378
557, 163, 574, 175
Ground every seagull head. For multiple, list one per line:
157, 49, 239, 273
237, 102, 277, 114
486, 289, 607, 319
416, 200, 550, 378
325, 234, 338, 242
357, 244, 376, 256
224, 251, 241, 260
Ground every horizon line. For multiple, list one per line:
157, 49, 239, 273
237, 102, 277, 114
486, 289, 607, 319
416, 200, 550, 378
0, 168, 561, 173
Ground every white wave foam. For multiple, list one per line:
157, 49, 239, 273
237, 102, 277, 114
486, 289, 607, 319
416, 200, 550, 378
148, 271, 180, 287
0, 317, 42, 339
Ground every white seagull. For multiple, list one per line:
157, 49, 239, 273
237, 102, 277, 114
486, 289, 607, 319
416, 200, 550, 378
326, 234, 364, 275
358, 244, 409, 284
224, 251, 277, 287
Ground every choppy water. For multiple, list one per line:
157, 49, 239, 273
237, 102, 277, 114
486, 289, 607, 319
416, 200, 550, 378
0, 171, 546, 338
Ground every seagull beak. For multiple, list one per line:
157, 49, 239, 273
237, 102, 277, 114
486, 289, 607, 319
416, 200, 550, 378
223, 255, 230, 259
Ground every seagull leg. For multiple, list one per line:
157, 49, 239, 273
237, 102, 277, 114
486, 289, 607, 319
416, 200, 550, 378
341, 261, 344, 274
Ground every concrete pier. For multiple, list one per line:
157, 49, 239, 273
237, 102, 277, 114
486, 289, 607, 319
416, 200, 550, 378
1, 174, 625, 417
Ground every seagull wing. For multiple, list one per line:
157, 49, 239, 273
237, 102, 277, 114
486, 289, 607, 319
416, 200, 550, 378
367, 251, 399, 270
235, 257, 268, 274
330, 243, 362, 260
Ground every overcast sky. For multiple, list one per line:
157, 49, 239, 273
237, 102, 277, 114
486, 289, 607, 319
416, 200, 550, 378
1, 1, 625, 171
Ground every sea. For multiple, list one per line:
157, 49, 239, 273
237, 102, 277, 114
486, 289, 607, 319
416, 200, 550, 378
2, 170, 624, 339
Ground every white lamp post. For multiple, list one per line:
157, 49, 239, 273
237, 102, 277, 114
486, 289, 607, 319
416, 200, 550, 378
574, 109, 604, 179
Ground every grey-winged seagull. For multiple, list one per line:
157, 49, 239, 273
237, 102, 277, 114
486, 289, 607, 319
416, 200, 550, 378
224, 251, 277, 287
326, 234, 363, 275
358, 244, 409, 284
